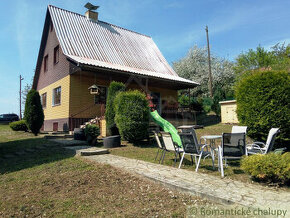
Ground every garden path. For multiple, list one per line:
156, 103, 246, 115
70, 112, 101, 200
83, 154, 290, 211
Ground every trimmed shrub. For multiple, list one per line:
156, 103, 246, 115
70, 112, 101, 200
114, 90, 149, 142
235, 70, 290, 148
241, 152, 290, 185
84, 124, 100, 145
24, 89, 44, 136
9, 120, 28, 131
105, 81, 126, 135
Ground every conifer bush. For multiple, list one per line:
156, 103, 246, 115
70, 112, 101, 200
24, 89, 44, 136
114, 90, 149, 142
9, 120, 28, 132
241, 152, 290, 185
235, 70, 290, 148
105, 81, 125, 135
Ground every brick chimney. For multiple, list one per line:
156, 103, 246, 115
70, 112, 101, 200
85, 10, 98, 22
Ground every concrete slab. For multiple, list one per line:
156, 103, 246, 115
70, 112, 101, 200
65, 146, 109, 156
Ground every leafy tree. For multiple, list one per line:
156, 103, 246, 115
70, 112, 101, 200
105, 81, 126, 135
24, 89, 44, 136
173, 45, 235, 113
234, 43, 290, 78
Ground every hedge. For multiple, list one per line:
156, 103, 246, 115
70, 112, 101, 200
235, 70, 290, 148
9, 120, 28, 131
241, 152, 290, 185
105, 81, 126, 135
24, 89, 44, 136
114, 90, 149, 142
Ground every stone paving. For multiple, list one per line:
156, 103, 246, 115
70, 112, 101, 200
83, 154, 290, 211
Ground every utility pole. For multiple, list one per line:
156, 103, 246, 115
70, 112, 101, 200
19, 75, 24, 120
205, 26, 213, 98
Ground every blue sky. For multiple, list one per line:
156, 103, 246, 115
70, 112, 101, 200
0, 0, 289, 114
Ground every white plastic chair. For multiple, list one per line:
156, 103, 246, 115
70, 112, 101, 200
232, 126, 247, 134
246, 128, 280, 155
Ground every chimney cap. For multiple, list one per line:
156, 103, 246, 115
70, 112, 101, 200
84, 2, 99, 11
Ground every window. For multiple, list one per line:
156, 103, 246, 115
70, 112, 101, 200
94, 86, 107, 104
41, 93, 47, 108
44, 55, 48, 72
52, 87, 61, 106
54, 45, 59, 64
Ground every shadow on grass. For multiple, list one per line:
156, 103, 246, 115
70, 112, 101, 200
196, 113, 221, 127
0, 137, 74, 174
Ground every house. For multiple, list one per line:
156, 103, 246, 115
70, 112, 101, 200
33, 5, 198, 132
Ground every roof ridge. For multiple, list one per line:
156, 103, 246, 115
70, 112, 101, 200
48, 5, 151, 38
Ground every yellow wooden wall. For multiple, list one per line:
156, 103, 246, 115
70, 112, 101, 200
69, 71, 178, 119
69, 71, 109, 119
220, 100, 239, 124
38, 75, 70, 120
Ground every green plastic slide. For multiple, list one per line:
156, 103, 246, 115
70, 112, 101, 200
150, 110, 182, 147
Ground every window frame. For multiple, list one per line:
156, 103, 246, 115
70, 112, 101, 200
94, 86, 107, 105
41, 92, 47, 109
44, 55, 48, 72
54, 45, 59, 65
52, 87, 61, 106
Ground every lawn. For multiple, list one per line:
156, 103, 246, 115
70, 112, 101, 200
110, 123, 264, 185
0, 124, 216, 217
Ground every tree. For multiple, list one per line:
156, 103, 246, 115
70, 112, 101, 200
234, 43, 290, 78
22, 83, 32, 110
173, 45, 235, 113
24, 89, 44, 136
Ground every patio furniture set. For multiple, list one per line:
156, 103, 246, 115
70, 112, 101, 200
153, 126, 280, 177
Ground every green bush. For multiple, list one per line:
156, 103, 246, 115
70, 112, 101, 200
241, 153, 290, 185
24, 89, 44, 136
114, 90, 149, 142
84, 124, 100, 145
105, 81, 126, 135
235, 70, 290, 148
202, 97, 213, 113
9, 120, 28, 131
178, 94, 203, 111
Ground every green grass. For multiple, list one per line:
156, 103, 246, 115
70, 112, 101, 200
110, 123, 260, 185
0, 124, 215, 217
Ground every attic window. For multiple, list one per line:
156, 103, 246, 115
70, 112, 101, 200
44, 55, 48, 72
54, 45, 59, 64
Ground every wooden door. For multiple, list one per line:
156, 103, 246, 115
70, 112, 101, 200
53, 122, 58, 132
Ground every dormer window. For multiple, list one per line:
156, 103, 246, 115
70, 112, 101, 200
54, 45, 59, 64
44, 55, 48, 72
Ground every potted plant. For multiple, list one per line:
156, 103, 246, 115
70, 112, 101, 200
84, 124, 100, 146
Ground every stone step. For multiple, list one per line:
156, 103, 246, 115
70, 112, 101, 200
80, 148, 109, 156
64, 146, 109, 156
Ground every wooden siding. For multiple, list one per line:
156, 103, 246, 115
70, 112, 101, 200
69, 71, 108, 119
39, 75, 70, 120
220, 101, 239, 124
36, 22, 70, 90
69, 71, 178, 120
